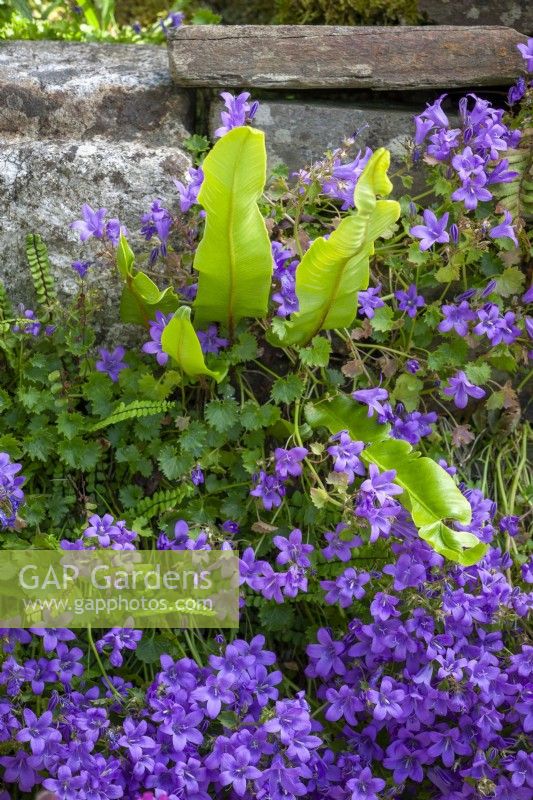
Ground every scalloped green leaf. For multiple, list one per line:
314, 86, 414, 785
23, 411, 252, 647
304, 394, 390, 443
283, 148, 400, 345
193, 126, 272, 334
161, 307, 227, 383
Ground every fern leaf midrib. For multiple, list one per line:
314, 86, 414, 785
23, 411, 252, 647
300, 217, 371, 344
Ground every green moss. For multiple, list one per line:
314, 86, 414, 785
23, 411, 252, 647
115, 0, 169, 26
274, 0, 420, 25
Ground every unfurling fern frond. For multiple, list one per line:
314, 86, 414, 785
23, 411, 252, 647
493, 128, 533, 219
26, 233, 57, 310
90, 400, 174, 431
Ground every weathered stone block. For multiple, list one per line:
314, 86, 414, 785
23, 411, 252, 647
209, 98, 420, 173
420, 1, 533, 35
0, 139, 189, 334
169, 24, 527, 90
0, 41, 192, 143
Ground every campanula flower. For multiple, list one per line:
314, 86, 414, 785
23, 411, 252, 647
489, 210, 518, 247
517, 38, 533, 72
95, 346, 127, 382
197, 324, 229, 354
142, 311, 173, 366
174, 166, 204, 212
395, 284, 425, 317
410, 209, 449, 250
443, 370, 486, 409
70, 204, 107, 241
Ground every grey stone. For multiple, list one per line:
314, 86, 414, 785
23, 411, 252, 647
0, 41, 192, 144
209, 98, 420, 173
169, 24, 527, 90
0, 138, 189, 338
420, 1, 533, 35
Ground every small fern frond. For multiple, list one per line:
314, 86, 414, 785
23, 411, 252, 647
26, 233, 57, 310
0, 280, 12, 334
131, 485, 192, 521
90, 400, 174, 431
493, 128, 533, 219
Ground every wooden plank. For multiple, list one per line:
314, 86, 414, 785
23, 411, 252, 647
168, 25, 527, 90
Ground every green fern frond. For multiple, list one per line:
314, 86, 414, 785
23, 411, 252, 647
90, 400, 174, 431
493, 128, 533, 219
26, 233, 57, 310
0, 280, 12, 334
130, 485, 192, 520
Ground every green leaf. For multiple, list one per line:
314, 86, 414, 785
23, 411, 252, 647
305, 394, 390, 443
205, 399, 240, 433
116, 234, 135, 279
361, 439, 479, 564
240, 402, 281, 431
283, 149, 400, 345
57, 438, 101, 471
135, 635, 168, 664
495, 267, 525, 298
271, 374, 305, 405
488, 344, 517, 373
184, 134, 210, 155
370, 305, 394, 333
392, 373, 424, 412
259, 601, 295, 630
57, 412, 86, 440
464, 362, 491, 386
120, 271, 179, 326
225, 332, 259, 365
157, 445, 182, 480
419, 522, 487, 566
407, 242, 430, 266
435, 260, 461, 283
26, 233, 56, 310
427, 340, 469, 371
299, 336, 331, 368
193, 126, 272, 333
161, 307, 227, 382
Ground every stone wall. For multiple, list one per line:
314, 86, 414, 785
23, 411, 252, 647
0, 41, 192, 322
0, 24, 529, 317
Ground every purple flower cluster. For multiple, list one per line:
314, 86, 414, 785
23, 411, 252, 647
0, 451, 25, 528
303, 530, 532, 798
438, 297, 522, 347
70, 204, 126, 247
240, 528, 314, 602
174, 167, 204, 213
142, 312, 174, 366
0, 632, 330, 799
353, 388, 437, 446
214, 92, 259, 138
414, 93, 520, 213
12, 304, 42, 336
141, 200, 173, 264
250, 446, 308, 510
321, 147, 373, 210
271, 242, 299, 317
